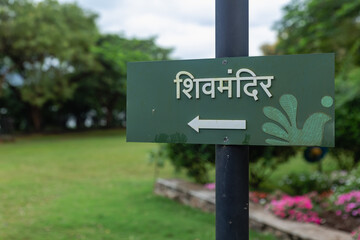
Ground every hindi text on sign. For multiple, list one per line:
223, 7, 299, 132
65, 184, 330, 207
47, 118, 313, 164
174, 68, 274, 101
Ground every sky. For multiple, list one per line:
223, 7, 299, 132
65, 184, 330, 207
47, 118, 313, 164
59, 0, 291, 59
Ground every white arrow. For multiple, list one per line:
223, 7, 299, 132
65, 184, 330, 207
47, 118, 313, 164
188, 116, 246, 133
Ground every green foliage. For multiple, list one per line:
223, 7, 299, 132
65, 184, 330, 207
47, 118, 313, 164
20, 66, 78, 108
279, 171, 332, 195
62, 34, 172, 129
271, 0, 360, 167
333, 68, 360, 168
151, 143, 296, 186
278, 165, 360, 196
274, 0, 360, 69
153, 144, 215, 184
0, 0, 172, 131
249, 146, 296, 189
330, 168, 360, 195
0, 0, 98, 130
0, 0, 98, 65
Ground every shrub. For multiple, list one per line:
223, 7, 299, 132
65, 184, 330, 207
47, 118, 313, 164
150, 143, 215, 184
333, 68, 360, 169
249, 146, 296, 188
151, 144, 296, 186
333, 191, 360, 219
267, 195, 322, 224
279, 171, 332, 195
330, 168, 360, 194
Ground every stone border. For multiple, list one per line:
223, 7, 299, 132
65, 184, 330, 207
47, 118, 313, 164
154, 178, 351, 240
154, 178, 215, 213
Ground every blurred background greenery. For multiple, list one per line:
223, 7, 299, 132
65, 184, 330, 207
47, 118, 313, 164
1, 0, 360, 239
0, 0, 172, 133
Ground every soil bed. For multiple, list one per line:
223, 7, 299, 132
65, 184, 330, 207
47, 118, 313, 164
321, 211, 360, 232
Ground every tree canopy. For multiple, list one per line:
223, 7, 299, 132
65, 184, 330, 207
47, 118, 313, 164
0, 0, 99, 130
274, 0, 360, 69
268, 0, 360, 166
0, 0, 172, 131
65, 34, 172, 129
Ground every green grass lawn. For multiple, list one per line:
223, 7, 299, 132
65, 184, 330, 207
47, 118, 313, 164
0, 130, 277, 240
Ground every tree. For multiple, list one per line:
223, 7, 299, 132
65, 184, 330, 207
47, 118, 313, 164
270, 0, 360, 167
161, 0, 360, 186
0, 0, 98, 131
274, 0, 360, 70
92, 35, 172, 127
64, 34, 172, 128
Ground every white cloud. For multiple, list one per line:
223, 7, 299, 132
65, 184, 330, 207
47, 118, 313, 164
250, 26, 276, 56
120, 13, 214, 59
59, 0, 290, 58
249, 0, 289, 56
250, 0, 288, 27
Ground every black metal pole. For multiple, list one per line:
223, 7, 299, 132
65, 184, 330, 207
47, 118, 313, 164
215, 145, 249, 239
216, 0, 249, 58
215, 0, 249, 239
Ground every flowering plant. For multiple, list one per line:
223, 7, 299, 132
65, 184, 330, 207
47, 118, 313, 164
249, 191, 268, 205
204, 183, 215, 190
352, 227, 360, 240
267, 195, 322, 224
334, 191, 360, 219
330, 170, 360, 194
279, 171, 331, 195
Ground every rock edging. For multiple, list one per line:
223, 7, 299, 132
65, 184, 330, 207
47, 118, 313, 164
154, 178, 351, 240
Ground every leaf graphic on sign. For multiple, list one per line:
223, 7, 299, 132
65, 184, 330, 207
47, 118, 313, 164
262, 94, 332, 146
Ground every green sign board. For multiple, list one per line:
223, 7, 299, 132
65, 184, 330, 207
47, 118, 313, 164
127, 54, 334, 146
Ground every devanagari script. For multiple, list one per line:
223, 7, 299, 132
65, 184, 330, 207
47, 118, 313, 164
174, 68, 274, 101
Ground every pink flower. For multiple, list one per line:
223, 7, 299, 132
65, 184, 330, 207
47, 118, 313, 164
351, 227, 360, 240
347, 203, 357, 210
267, 195, 322, 224
352, 210, 358, 216
204, 183, 215, 190
334, 191, 360, 222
